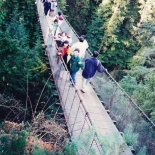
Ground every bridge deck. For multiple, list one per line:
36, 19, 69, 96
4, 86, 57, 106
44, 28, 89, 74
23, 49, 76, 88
36, 1, 132, 154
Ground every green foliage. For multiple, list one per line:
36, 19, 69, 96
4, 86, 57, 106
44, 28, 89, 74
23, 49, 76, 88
119, 47, 155, 120
133, 0, 155, 46
32, 146, 51, 155
65, 0, 101, 34
98, 132, 128, 155
123, 124, 139, 147
120, 66, 155, 120
57, 0, 67, 12
82, 0, 143, 70
0, 1, 7, 26
0, 0, 54, 118
0, 131, 28, 155
119, 76, 139, 96
137, 146, 146, 155
87, 1, 113, 52
0, 94, 24, 121
128, 47, 155, 69
64, 142, 77, 155
133, 71, 155, 115
64, 128, 129, 155
64, 128, 97, 154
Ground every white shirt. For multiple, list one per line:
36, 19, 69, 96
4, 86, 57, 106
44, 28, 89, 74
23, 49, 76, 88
51, 1, 57, 10
83, 39, 89, 49
55, 34, 68, 42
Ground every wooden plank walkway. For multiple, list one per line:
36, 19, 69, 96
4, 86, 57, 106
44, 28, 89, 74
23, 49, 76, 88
36, 1, 132, 154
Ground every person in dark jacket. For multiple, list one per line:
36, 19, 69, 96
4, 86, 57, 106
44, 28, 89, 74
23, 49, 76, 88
68, 48, 83, 85
81, 51, 107, 93
44, 0, 51, 16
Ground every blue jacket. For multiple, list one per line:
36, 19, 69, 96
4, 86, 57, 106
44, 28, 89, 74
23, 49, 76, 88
82, 57, 105, 79
44, 2, 51, 10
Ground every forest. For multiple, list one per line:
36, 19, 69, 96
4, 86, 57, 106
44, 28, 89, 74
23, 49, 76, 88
65, 0, 155, 122
0, 0, 155, 154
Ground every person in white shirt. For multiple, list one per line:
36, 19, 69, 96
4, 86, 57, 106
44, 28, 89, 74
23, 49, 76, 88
81, 35, 89, 50
71, 36, 88, 59
50, 0, 57, 12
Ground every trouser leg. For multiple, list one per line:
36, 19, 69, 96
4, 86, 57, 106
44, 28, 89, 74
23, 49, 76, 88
86, 78, 91, 85
44, 9, 48, 15
82, 78, 87, 91
70, 71, 76, 84
63, 54, 70, 70
82, 77, 91, 91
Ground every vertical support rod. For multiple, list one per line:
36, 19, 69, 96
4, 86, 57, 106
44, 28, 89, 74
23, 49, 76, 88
67, 90, 77, 120
70, 101, 81, 137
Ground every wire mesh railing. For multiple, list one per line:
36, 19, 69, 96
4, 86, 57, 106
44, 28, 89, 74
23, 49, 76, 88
90, 72, 155, 154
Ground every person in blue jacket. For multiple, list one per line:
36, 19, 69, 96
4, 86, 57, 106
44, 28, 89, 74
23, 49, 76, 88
81, 51, 107, 93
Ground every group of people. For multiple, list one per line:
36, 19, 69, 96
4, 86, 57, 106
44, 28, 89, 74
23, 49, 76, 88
54, 31, 72, 47
42, 0, 107, 93
57, 35, 107, 93
42, 0, 64, 37
42, 0, 57, 16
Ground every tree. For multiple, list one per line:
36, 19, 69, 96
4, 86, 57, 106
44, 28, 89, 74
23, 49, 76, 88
86, 1, 113, 52
57, 0, 67, 12
120, 66, 155, 121
133, 0, 155, 47
0, 130, 28, 155
0, 0, 54, 120
90, 0, 140, 70
65, 0, 102, 34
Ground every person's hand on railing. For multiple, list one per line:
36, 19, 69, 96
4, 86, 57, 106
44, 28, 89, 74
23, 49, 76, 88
57, 52, 62, 56
105, 68, 109, 76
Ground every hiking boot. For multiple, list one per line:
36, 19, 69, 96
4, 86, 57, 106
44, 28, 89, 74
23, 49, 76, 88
80, 89, 85, 93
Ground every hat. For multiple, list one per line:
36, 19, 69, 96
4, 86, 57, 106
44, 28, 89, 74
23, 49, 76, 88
79, 36, 84, 42
81, 35, 85, 39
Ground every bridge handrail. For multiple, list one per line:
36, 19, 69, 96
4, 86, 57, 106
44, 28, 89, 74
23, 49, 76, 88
58, 7, 155, 128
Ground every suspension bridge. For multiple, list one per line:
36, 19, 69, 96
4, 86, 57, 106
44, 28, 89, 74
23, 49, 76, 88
35, 1, 155, 155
